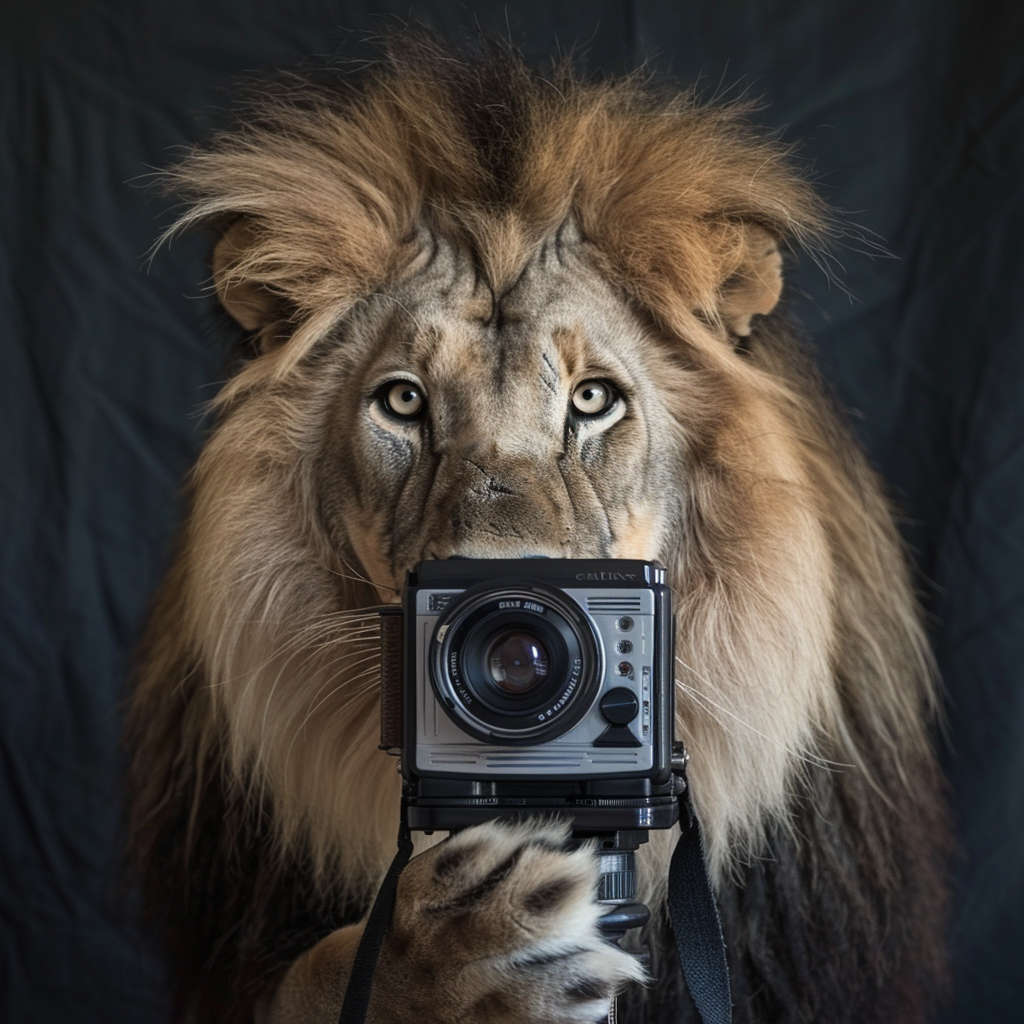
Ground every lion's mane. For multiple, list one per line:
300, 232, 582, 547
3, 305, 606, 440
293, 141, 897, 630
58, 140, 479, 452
127, 37, 948, 1024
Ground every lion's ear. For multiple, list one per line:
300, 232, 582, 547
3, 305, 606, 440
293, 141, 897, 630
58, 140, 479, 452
211, 219, 279, 332
719, 224, 784, 337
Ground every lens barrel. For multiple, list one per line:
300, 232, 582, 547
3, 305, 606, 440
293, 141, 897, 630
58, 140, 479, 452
430, 584, 602, 744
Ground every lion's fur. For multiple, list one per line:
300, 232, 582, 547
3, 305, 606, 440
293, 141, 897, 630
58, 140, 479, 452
127, 36, 948, 1024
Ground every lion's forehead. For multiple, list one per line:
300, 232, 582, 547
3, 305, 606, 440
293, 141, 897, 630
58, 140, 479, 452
373, 233, 647, 401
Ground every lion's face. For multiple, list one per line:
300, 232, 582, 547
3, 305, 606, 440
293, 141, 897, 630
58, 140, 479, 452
315, 228, 678, 592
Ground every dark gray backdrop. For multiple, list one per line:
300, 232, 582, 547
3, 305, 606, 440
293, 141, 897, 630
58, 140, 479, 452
3, 1, 1022, 1021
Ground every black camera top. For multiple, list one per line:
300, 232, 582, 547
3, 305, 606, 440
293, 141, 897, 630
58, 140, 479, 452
408, 558, 667, 590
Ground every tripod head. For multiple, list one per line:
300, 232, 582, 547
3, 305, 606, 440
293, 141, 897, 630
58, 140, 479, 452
588, 829, 651, 946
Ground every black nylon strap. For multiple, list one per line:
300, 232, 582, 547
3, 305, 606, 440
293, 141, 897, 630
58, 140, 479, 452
669, 790, 732, 1024
337, 818, 414, 1024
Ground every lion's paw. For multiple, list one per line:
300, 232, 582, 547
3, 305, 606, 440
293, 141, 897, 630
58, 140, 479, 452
375, 817, 645, 1024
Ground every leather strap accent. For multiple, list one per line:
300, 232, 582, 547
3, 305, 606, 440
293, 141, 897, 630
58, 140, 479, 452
378, 608, 403, 751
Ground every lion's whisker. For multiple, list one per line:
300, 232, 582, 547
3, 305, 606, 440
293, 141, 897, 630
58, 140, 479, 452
281, 670, 381, 772
674, 661, 852, 772
285, 650, 382, 715
321, 555, 400, 595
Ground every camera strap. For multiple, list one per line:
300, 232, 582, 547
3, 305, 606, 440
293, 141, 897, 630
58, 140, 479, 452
669, 784, 733, 1024
337, 812, 413, 1024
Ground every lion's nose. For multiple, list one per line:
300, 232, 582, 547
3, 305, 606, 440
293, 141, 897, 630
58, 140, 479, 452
418, 451, 579, 562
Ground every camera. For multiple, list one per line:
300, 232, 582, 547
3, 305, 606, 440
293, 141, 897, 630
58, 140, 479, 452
379, 559, 679, 836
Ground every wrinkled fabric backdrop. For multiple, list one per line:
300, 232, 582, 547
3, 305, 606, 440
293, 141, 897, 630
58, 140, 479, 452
2, 1, 1022, 1021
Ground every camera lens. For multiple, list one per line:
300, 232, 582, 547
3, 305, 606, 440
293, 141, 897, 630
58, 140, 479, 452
487, 631, 549, 694
430, 583, 602, 745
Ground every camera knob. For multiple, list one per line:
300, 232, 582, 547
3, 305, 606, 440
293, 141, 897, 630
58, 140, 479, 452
599, 687, 639, 725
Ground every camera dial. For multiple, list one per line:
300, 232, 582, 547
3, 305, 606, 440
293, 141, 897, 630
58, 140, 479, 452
431, 583, 603, 745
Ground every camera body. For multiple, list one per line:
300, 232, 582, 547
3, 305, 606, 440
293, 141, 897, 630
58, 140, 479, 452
382, 559, 678, 835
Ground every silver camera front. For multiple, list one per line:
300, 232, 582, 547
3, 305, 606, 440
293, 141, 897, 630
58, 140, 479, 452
412, 576, 659, 780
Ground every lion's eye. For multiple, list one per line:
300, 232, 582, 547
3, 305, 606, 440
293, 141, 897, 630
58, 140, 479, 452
380, 380, 425, 419
571, 380, 616, 417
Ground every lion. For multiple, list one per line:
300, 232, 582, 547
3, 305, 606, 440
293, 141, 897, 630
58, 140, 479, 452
126, 38, 949, 1024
